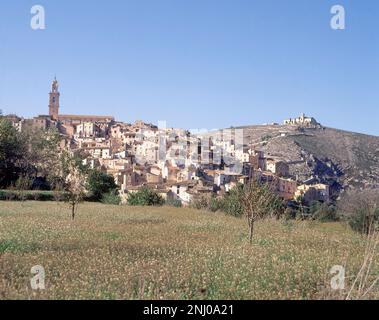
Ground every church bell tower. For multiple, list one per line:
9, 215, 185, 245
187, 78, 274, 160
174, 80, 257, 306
49, 77, 60, 120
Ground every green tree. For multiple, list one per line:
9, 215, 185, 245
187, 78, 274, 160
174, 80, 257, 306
219, 185, 244, 217
86, 170, 119, 201
0, 119, 63, 190
21, 127, 62, 185
0, 118, 25, 188
127, 187, 164, 206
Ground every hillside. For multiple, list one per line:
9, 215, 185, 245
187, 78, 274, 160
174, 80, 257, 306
239, 124, 379, 197
0, 201, 373, 299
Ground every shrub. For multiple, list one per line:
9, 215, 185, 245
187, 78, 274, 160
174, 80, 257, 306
3, 191, 17, 201
53, 192, 66, 202
15, 176, 33, 191
165, 197, 182, 208
348, 208, 379, 234
309, 201, 320, 215
127, 187, 164, 206
33, 192, 41, 201
284, 207, 296, 220
101, 190, 121, 205
218, 187, 244, 217
189, 195, 211, 211
189, 195, 222, 212
0, 190, 60, 201
31, 177, 51, 190
86, 170, 119, 201
261, 134, 272, 142
338, 189, 379, 235
311, 202, 338, 222
208, 196, 222, 212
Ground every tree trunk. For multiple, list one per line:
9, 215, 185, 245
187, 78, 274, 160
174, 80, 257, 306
71, 202, 75, 220
249, 219, 254, 244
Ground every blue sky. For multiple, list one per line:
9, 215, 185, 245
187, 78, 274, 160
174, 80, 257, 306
0, 0, 378, 135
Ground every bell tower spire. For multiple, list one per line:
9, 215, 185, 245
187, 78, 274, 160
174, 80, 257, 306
49, 77, 60, 120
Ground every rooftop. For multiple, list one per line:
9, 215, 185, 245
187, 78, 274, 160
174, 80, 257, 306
58, 114, 114, 120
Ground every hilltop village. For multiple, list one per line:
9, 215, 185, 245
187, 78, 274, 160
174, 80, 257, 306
4, 79, 329, 205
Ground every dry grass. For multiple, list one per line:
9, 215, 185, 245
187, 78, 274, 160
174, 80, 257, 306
0, 201, 378, 300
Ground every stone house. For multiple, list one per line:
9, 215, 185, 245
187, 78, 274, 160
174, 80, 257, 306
76, 122, 100, 138
266, 158, 289, 177
283, 113, 319, 126
295, 184, 330, 204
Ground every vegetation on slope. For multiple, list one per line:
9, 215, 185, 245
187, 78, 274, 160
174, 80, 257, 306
240, 124, 379, 196
1, 202, 378, 300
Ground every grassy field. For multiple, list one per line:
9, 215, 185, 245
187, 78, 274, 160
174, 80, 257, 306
0, 201, 377, 300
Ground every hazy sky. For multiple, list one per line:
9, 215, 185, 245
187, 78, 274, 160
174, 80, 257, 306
0, 0, 378, 135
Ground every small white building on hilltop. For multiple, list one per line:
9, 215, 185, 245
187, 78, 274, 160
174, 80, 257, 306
284, 113, 319, 126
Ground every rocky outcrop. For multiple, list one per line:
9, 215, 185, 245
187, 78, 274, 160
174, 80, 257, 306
240, 124, 379, 198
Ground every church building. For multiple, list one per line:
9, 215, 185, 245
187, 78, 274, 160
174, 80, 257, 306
48, 77, 115, 125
